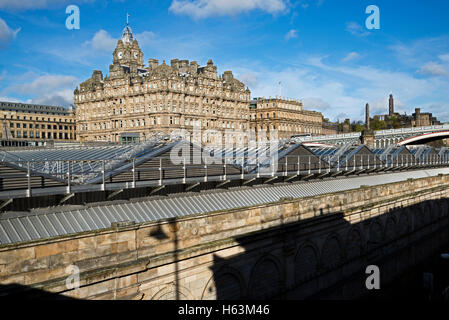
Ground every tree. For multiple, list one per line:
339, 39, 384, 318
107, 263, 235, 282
351, 121, 366, 132
371, 119, 387, 130
390, 115, 402, 129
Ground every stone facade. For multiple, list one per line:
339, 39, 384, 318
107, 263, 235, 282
0, 101, 76, 144
74, 23, 251, 144
374, 94, 441, 128
249, 97, 324, 139
411, 108, 440, 127
321, 119, 339, 135
1, 174, 449, 300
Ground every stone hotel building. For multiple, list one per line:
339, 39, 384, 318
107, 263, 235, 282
0, 101, 76, 146
249, 97, 325, 139
75, 22, 251, 143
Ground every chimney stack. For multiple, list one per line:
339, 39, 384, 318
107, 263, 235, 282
389, 94, 394, 116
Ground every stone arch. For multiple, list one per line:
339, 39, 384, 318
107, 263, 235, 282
398, 210, 410, 236
201, 266, 246, 300
424, 201, 436, 223
344, 226, 365, 277
294, 241, 320, 284
321, 233, 344, 270
384, 216, 397, 242
415, 202, 430, 228
430, 201, 440, 221
368, 219, 384, 250
150, 282, 195, 300
384, 216, 398, 255
345, 226, 364, 261
248, 254, 284, 300
442, 198, 449, 217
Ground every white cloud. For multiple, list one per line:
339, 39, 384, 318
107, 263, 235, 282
132, 32, 215, 63
308, 59, 447, 118
229, 52, 449, 122
295, 0, 323, 10
0, 96, 22, 103
2, 74, 78, 107
135, 31, 156, 47
346, 22, 370, 37
57, 29, 155, 62
0, 0, 95, 11
169, 0, 288, 19
439, 54, 449, 62
8, 75, 78, 95
389, 36, 449, 68
0, 18, 20, 49
232, 64, 355, 119
285, 29, 298, 41
238, 72, 259, 88
30, 89, 75, 107
342, 52, 360, 62
86, 29, 117, 52
43, 27, 194, 68
302, 97, 330, 111
0, 70, 6, 82
418, 62, 449, 78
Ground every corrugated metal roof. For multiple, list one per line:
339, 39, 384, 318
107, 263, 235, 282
0, 140, 171, 183
374, 146, 414, 164
1, 167, 449, 245
408, 145, 440, 162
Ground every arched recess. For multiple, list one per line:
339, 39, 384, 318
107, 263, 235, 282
201, 266, 246, 300
248, 254, 284, 300
344, 227, 365, 277
384, 216, 398, 255
398, 210, 410, 236
321, 234, 343, 271
438, 198, 449, 217
384, 216, 397, 242
430, 201, 440, 222
368, 219, 384, 251
294, 241, 320, 284
150, 283, 195, 300
345, 227, 364, 261
416, 203, 431, 228
425, 202, 436, 223
442, 198, 449, 217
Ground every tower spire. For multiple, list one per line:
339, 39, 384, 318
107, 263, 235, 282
122, 13, 134, 43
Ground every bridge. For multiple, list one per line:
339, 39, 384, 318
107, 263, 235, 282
1, 140, 449, 209
1, 140, 449, 300
298, 124, 449, 147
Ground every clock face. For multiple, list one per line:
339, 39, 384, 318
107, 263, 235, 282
133, 52, 139, 59
117, 51, 123, 59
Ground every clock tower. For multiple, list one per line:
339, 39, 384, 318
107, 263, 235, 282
111, 14, 144, 71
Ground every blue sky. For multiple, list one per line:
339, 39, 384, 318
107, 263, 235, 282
1, 0, 449, 122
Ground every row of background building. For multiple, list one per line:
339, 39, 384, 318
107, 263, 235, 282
0, 22, 444, 147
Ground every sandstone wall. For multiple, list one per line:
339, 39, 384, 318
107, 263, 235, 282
1, 174, 449, 299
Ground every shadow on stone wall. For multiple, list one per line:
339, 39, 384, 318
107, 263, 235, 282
197, 198, 449, 300
0, 283, 78, 300
2, 197, 449, 300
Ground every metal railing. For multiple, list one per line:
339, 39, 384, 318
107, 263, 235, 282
295, 124, 449, 143
1, 153, 449, 200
